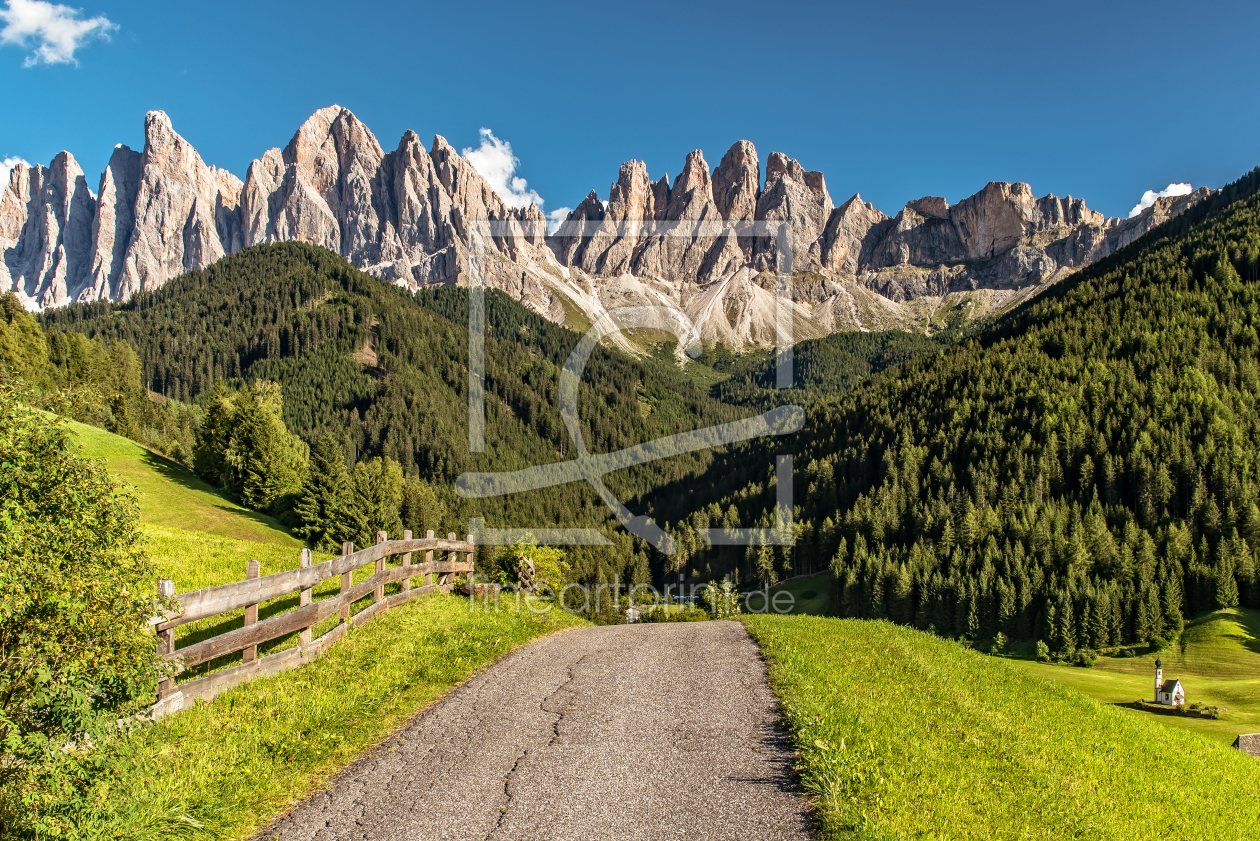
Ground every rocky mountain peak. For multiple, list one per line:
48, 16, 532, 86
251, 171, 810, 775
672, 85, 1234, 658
712, 140, 759, 223
906, 196, 949, 218
0, 108, 1214, 351
668, 150, 713, 213
754, 151, 833, 271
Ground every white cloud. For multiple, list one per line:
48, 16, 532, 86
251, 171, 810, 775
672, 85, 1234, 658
547, 207, 571, 235
1, 155, 29, 187
0, 0, 117, 67
461, 127, 550, 211
1129, 182, 1193, 218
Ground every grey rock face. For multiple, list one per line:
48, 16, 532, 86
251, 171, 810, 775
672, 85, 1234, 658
0, 107, 1212, 351
84, 144, 142, 302
822, 194, 892, 275
0, 153, 97, 309
113, 111, 243, 301
753, 152, 833, 273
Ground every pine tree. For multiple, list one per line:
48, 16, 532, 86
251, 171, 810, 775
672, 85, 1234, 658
352, 457, 405, 544
998, 578, 1016, 635
1135, 587, 1154, 644
400, 476, 445, 537
1089, 591, 1110, 650
892, 564, 914, 624
1160, 573, 1185, 637
294, 435, 362, 551
1057, 593, 1077, 656
1214, 542, 1240, 609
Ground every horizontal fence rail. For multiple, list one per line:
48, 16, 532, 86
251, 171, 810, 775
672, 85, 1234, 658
150, 529, 496, 717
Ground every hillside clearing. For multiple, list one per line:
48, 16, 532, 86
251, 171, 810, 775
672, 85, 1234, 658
69, 420, 329, 590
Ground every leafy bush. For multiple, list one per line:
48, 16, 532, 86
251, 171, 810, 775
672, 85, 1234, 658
489, 542, 571, 593
1073, 648, 1098, 668
640, 605, 711, 623
0, 388, 171, 838
990, 632, 1008, 655
1036, 640, 1051, 662
701, 578, 743, 619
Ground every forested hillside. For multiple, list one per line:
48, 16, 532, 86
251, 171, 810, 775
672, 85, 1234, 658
647, 168, 1260, 655
37, 243, 753, 584
712, 328, 947, 409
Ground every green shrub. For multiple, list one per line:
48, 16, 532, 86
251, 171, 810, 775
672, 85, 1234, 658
701, 578, 743, 619
0, 388, 171, 838
1036, 640, 1051, 662
640, 605, 711, 623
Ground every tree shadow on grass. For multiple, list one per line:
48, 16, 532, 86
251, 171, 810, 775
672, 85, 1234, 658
1180, 607, 1260, 661
1113, 700, 1222, 720
138, 447, 297, 537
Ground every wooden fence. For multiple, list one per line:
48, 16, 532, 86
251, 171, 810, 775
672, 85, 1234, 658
150, 529, 493, 717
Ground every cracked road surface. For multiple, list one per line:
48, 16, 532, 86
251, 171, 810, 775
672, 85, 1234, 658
262, 621, 812, 841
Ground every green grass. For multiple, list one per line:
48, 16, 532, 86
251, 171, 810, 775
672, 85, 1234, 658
68, 420, 325, 589
745, 615, 1260, 840
1008, 607, 1260, 745
764, 571, 833, 615
70, 420, 300, 549
87, 595, 589, 840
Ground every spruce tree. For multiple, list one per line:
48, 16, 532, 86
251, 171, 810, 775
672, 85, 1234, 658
1214, 542, 1240, 609
400, 477, 445, 538
294, 435, 361, 551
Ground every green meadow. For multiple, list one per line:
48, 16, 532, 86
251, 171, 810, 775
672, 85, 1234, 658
69, 420, 318, 590
745, 614, 1260, 840
58, 420, 592, 839
1010, 608, 1260, 745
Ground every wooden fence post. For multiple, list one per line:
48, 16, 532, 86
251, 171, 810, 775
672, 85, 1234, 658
425, 530, 434, 587
374, 530, 388, 604
299, 548, 313, 649
157, 578, 175, 697
242, 560, 260, 663
466, 533, 475, 600
401, 530, 413, 593
340, 541, 354, 620
445, 533, 456, 588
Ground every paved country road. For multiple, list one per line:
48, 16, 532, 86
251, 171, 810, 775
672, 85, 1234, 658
260, 621, 813, 841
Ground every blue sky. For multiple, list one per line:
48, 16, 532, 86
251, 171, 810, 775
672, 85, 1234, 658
2, 0, 1258, 220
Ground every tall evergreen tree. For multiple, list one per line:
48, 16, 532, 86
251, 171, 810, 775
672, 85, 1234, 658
294, 435, 362, 551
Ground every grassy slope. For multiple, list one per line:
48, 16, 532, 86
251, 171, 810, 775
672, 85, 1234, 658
1009, 608, 1260, 745
69, 420, 315, 590
745, 615, 1260, 840
90, 596, 588, 841
764, 571, 834, 615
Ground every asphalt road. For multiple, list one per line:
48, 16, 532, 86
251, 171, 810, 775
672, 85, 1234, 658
261, 621, 812, 841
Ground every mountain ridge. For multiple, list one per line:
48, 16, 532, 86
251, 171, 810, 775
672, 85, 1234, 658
2, 106, 1210, 348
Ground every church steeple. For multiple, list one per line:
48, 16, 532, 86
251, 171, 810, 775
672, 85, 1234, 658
1155, 658, 1163, 700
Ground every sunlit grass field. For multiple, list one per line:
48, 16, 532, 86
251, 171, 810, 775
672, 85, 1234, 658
69, 420, 320, 589
1009, 607, 1260, 745
745, 615, 1260, 840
